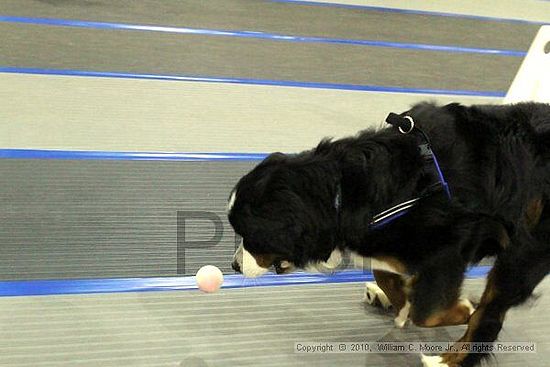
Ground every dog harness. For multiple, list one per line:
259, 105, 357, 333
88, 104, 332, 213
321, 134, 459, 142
334, 113, 452, 230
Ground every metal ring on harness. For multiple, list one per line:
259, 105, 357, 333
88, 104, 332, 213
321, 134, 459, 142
398, 116, 415, 134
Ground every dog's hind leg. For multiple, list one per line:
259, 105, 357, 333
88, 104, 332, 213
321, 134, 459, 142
438, 231, 550, 367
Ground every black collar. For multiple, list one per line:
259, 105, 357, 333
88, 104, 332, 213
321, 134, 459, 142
334, 113, 452, 230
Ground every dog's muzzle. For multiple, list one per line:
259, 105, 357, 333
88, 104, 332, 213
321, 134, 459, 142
231, 243, 296, 277
231, 243, 269, 278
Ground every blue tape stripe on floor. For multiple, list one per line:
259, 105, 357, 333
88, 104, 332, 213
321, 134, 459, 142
270, 0, 549, 25
0, 15, 526, 57
0, 266, 491, 297
0, 67, 506, 97
0, 149, 269, 161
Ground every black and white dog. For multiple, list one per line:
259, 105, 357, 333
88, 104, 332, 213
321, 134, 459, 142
228, 102, 550, 367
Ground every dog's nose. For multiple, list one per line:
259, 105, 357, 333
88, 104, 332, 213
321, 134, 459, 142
231, 260, 241, 273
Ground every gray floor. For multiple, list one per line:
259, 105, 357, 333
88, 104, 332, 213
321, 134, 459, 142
1, 1, 549, 366
0, 0, 541, 92
0, 0, 542, 50
1, 21, 522, 92
1, 279, 549, 367
0, 160, 252, 279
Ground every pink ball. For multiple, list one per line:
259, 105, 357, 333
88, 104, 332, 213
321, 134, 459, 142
196, 265, 224, 293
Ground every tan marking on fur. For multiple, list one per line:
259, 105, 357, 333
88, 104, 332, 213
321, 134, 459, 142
440, 268, 504, 366
373, 256, 408, 274
404, 275, 417, 296
440, 311, 482, 366
416, 300, 473, 328
499, 226, 511, 248
525, 197, 544, 229
373, 270, 407, 313
253, 254, 276, 268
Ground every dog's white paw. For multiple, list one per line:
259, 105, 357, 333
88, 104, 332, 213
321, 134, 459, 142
394, 301, 410, 328
421, 354, 449, 367
363, 282, 392, 310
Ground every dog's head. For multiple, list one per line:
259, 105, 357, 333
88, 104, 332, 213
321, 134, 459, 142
228, 152, 342, 277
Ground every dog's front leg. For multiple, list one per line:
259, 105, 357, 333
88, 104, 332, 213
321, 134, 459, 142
365, 270, 411, 327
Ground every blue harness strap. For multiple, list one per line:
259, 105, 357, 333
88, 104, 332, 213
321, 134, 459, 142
332, 113, 452, 230
368, 113, 452, 229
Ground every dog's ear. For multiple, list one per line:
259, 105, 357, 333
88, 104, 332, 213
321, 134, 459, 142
249, 216, 302, 260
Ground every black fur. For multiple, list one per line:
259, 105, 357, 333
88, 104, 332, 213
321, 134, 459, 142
228, 102, 550, 366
